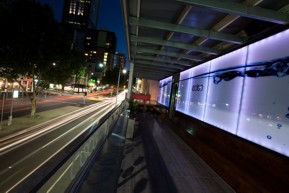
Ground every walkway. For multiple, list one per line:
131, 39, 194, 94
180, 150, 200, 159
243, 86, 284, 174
116, 111, 235, 193
77, 109, 235, 193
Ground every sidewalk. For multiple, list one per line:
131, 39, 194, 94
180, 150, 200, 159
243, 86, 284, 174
117, 111, 235, 193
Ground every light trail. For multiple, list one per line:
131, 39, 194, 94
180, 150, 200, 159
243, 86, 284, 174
0, 99, 113, 154
5, 103, 116, 192
0, 91, 127, 192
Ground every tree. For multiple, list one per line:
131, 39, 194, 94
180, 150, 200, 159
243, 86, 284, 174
101, 67, 129, 90
41, 25, 86, 90
0, 0, 85, 117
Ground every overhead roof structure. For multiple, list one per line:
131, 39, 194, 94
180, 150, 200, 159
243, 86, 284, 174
121, 0, 289, 80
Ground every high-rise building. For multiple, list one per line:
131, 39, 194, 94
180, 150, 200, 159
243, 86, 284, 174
84, 29, 117, 78
114, 53, 126, 69
62, 0, 100, 30
62, 0, 117, 84
96, 30, 117, 70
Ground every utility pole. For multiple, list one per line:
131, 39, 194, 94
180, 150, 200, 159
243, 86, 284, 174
0, 79, 8, 130
116, 67, 121, 106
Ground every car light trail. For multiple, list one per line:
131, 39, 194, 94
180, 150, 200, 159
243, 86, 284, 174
0, 100, 113, 154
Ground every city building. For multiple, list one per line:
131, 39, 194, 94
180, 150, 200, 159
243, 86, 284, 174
62, 0, 117, 87
62, 0, 100, 30
84, 29, 117, 79
114, 53, 126, 69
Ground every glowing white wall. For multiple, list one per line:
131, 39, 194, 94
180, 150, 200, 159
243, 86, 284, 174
176, 63, 210, 120
176, 69, 192, 113
204, 47, 247, 134
237, 29, 289, 156
157, 76, 172, 107
187, 62, 211, 121
175, 28, 289, 157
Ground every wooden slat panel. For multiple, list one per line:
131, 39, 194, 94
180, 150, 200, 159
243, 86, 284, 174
166, 112, 289, 193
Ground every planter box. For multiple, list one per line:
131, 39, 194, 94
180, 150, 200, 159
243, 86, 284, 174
126, 118, 135, 139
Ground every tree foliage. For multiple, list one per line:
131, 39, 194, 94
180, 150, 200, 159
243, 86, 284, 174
0, 0, 86, 117
101, 67, 129, 89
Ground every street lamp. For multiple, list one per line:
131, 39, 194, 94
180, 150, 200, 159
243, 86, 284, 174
122, 69, 127, 89
116, 68, 127, 105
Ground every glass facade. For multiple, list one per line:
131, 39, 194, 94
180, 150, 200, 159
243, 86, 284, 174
174, 29, 289, 157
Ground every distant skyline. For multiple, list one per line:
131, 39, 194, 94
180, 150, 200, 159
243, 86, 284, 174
98, 0, 128, 66
38, 0, 128, 68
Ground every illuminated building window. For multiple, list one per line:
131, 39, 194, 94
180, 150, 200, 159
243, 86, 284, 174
86, 37, 91, 40
68, 21, 81, 25
69, 0, 77, 14
78, 2, 84, 15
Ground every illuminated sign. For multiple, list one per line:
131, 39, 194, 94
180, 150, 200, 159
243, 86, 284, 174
13, 90, 19, 98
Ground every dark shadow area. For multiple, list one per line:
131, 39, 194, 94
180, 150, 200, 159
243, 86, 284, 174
121, 165, 135, 178
137, 112, 178, 193
118, 166, 147, 188
133, 156, 144, 166
134, 178, 148, 193
124, 144, 135, 154
73, 110, 128, 193
134, 140, 142, 147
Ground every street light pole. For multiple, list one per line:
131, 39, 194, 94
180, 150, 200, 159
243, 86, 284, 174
0, 79, 7, 130
115, 67, 121, 106
83, 71, 89, 105
0, 91, 5, 130
8, 92, 13, 126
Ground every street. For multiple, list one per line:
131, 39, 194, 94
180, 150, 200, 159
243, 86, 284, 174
0, 90, 125, 192
0, 89, 114, 121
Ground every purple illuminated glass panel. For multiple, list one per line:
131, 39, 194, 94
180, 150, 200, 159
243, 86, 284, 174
176, 69, 192, 114
187, 62, 211, 120
237, 29, 289, 157
175, 28, 289, 157
158, 76, 172, 107
204, 47, 247, 134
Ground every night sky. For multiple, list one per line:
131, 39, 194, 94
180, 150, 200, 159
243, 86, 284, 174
38, 0, 128, 68
98, 0, 128, 68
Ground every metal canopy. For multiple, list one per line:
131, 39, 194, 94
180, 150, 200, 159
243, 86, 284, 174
121, 0, 289, 80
